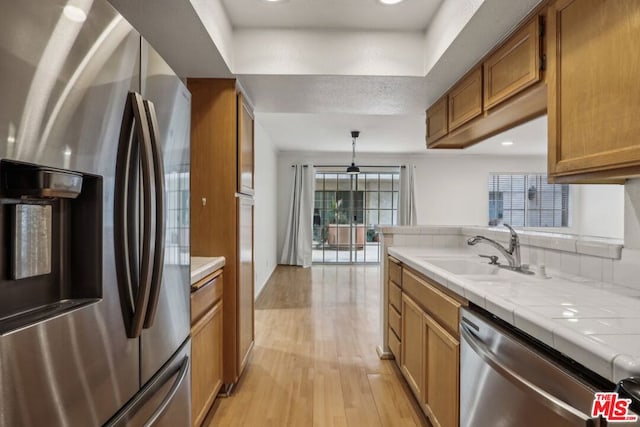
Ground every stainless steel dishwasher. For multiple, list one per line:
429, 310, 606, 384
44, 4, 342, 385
459, 307, 639, 427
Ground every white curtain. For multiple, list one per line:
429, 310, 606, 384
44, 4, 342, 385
398, 164, 417, 225
280, 164, 315, 267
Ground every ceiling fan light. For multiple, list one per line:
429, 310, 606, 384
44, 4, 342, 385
346, 163, 360, 175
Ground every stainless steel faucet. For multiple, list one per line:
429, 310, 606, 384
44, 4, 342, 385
467, 224, 533, 274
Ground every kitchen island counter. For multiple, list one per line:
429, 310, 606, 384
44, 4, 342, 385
388, 246, 640, 383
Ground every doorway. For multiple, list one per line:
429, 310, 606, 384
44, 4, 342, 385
312, 169, 399, 264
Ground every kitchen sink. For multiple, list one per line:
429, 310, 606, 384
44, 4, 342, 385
457, 274, 518, 283
422, 258, 501, 275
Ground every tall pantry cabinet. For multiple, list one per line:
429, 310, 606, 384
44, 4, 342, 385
188, 78, 255, 393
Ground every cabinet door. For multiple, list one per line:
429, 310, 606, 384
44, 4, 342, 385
191, 301, 223, 427
426, 96, 448, 145
548, 0, 640, 179
484, 17, 540, 110
448, 67, 483, 131
401, 293, 424, 401
237, 93, 254, 194
424, 315, 459, 427
237, 196, 254, 374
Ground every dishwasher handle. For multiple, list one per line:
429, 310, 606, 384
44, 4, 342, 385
460, 323, 601, 426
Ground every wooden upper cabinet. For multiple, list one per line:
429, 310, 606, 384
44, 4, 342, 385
426, 96, 448, 145
548, 0, 640, 180
448, 67, 483, 131
484, 17, 541, 110
237, 93, 254, 195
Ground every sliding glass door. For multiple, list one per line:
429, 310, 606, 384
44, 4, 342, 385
313, 169, 399, 264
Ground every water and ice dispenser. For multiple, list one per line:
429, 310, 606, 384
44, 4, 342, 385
0, 160, 102, 332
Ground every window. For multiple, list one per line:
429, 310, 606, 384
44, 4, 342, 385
488, 174, 569, 227
313, 170, 399, 263
165, 165, 190, 265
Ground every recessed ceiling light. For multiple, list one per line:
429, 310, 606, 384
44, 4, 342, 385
262, 0, 287, 3
379, 0, 405, 4
63, 5, 87, 22
501, 141, 514, 146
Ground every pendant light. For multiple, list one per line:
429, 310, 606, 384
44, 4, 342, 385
347, 130, 360, 175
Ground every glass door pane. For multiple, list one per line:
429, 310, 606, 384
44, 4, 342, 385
313, 169, 399, 264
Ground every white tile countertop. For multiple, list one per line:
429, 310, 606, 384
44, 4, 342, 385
388, 246, 640, 383
190, 256, 225, 285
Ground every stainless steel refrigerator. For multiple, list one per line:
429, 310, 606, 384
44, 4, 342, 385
0, 0, 191, 425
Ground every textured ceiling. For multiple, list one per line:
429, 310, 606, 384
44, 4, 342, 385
258, 113, 547, 155
258, 112, 426, 153
238, 75, 429, 115
221, 0, 443, 31
110, 0, 546, 154
462, 115, 547, 156
107, 0, 232, 77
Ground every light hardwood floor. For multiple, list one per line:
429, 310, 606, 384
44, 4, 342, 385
206, 265, 430, 427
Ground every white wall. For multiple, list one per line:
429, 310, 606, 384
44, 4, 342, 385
423, 0, 483, 75
412, 154, 547, 226
276, 151, 625, 257
234, 29, 424, 76
189, 0, 235, 70
575, 184, 625, 239
253, 120, 279, 297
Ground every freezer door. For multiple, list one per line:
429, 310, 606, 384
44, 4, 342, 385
139, 40, 191, 384
105, 338, 191, 427
0, 1, 141, 426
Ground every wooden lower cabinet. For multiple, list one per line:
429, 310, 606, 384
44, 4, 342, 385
423, 314, 460, 427
388, 327, 401, 363
401, 293, 425, 400
396, 266, 465, 427
191, 271, 224, 426
237, 196, 255, 375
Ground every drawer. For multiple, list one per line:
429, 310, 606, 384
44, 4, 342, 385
388, 326, 401, 362
402, 269, 462, 336
389, 304, 401, 338
389, 281, 402, 312
388, 257, 402, 286
191, 271, 223, 324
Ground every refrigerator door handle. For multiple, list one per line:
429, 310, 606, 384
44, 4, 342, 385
142, 99, 165, 329
136, 93, 156, 339
115, 91, 155, 339
114, 92, 138, 337
143, 356, 190, 427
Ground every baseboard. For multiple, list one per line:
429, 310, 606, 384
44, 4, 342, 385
254, 264, 277, 301
377, 345, 394, 360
